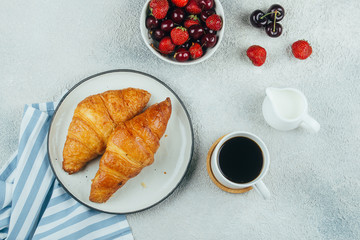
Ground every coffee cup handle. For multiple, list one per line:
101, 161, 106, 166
253, 180, 270, 200
301, 114, 320, 132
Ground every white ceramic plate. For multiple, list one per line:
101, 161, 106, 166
48, 70, 194, 214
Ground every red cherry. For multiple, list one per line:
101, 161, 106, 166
197, 0, 214, 10
174, 48, 190, 62
201, 33, 217, 48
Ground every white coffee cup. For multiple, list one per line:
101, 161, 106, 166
210, 131, 271, 199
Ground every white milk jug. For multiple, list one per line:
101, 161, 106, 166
262, 87, 320, 132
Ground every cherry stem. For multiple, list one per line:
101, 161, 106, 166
260, 11, 279, 19
273, 10, 277, 32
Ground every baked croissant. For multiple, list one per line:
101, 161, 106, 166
62, 88, 151, 174
89, 97, 172, 203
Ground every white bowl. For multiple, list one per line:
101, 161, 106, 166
140, 0, 225, 65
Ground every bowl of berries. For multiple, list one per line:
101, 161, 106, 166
140, 0, 225, 65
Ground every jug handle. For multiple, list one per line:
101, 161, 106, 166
301, 114, 320, 132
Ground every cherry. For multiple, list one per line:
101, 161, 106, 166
197, 0, 214, 10
203, 26, 216, 34
250, 10, 267, 28
200, 9, 215, 22
174, 48, 190, 62
152, 29, 165, 41
188, 24, 204, 40
267, 4, 285, 22
161, 19, 175, 32
201, 33, 217, 48
146, 16, 159, 29
171, 8, 185, 24
265, 22, 283, 38
180, 42, 191, 49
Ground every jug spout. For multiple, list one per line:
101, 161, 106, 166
265, 87, 281, 102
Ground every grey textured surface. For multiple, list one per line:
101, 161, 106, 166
1, 0, 360, 239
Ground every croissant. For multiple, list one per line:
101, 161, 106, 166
89, 97, 172, 203
62, 88, 151, 174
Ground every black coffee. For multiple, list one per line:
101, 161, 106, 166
219, 137, 263, 184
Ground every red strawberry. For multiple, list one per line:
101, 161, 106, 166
189, 43, 203, 59
171, 0, 188, 7
159, 36, 175, 55
246, 45, 266, 67
292, 40, 312, 60
184, 15, 200, 28
150, 0, 169, 20
171, 27, 189, 45
206, 14, 222, 31
185, 0, 201, 14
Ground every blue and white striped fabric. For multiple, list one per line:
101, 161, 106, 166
0, 102, 133, 240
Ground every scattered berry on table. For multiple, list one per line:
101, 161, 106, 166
246, 45, 267, 67
249, 4, 285, 38
267, 4, 285, 22
265, 22, 283, 38
250, 10, 268, 28
292, 40, 312, 60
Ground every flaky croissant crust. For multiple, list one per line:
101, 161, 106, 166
89, 98, 172, 203
62, 88, 151, 174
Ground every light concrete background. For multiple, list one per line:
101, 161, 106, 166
1, 0, 360, 239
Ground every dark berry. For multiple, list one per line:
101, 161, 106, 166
250, 10, 268, 28
180, 42, 191, 49
201, 33, 217, 48
200, 10, 215, 22
174, 48, 190, 62
265, 22, 283, 38
171, 8, 185, 24
197, 0, 214, 10
267, 4, 285, 22
152, 29, 165, 41
203, 26, 216, 34
188, 24, 204, 40
161, 19, 175, 32
146, 16, 159, 29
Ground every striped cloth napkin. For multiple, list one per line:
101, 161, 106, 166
0, 102, 133, 240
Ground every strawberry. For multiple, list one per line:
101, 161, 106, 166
184, 15, 200, 28
292, 40, 312, 60
159, 36, 175, 55
185, 0, 201, 14
246, 45, 266, 67
206, 14, 222, 31
171, 0, 188, 7
170, 27, 189, 45
189, 43, 203, 59
149, 0, 169, 20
